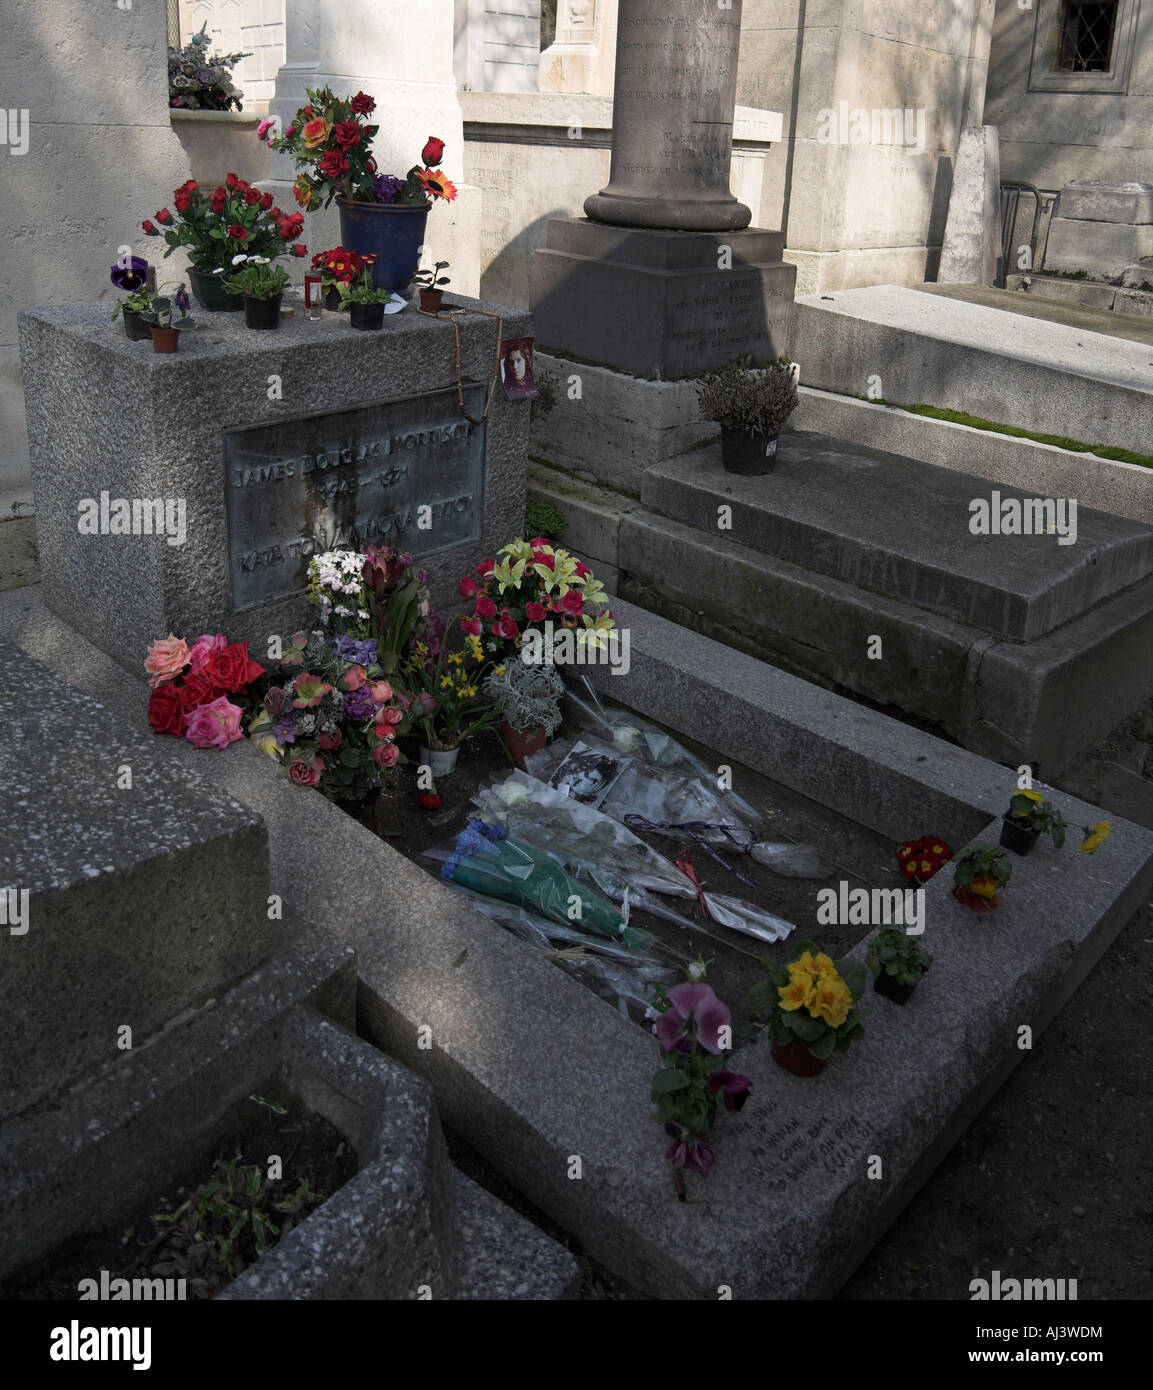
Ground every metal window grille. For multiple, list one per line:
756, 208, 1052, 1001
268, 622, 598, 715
1057, 1, 1119, 71
166, 0, 181, 49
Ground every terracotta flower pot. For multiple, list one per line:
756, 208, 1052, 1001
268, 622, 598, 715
874, 972, 916, 1005
1000, 815, 1039, 856
419, 288, 443, 313
150, 326, 181, 353
498, 722, 548, 769
771, 1039, 826, 1077
721, 426, 779, 475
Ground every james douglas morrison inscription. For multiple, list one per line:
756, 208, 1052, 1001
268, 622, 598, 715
225, 383, 486, 611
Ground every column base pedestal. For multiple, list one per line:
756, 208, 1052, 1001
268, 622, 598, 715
530, 219, 796, 379
584, 190, 752, 233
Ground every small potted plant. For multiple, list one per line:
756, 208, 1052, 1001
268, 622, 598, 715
338, 259, 405, 330
401, 620, 502, 775
138, 281, 194, 353
222, 256, 291, 330
413, 260, 450, 312
749, 941, 865, 1077
109, 257, 153, 340
866, 927, 933, 1005
952, 843, 1012, 914
483, 654, 565, 769
311, 246, 365, 310
697, 354, 799, 476
1000, 789, 1066, 856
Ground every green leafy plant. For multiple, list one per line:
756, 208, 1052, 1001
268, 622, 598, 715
1006, 789, 1066, 848
523, 498, 567, 540
337, 264, 396, 306
749, 940, 866, 1061
222, 258, 290, 300
414, 260, 450, 291
697, 355, 798, 438
866, 927, 933, 988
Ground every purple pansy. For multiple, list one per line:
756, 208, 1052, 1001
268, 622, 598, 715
707, 1070, 752, 1112
664, 1125, 714, 1175
654, 982, 731, 1056
110, 257, 149, 292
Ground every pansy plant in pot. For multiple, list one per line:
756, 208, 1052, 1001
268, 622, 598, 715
336, 258, 406, 330
221, 256, 291, 330
697, 354, 799, 477
109, 257, 153, 340
266, 88, 456, 293
142, 175, 306, 311
952, 843, 1012, 914
866, 926, 933, 1006
650, 974, 749, 1197
1000, 788, 1066, 856
749, 941, 866, 1076
138, 280, 194, 353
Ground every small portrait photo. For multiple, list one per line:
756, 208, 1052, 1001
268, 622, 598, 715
549, 742, 627, 809
500, 336, 538, 401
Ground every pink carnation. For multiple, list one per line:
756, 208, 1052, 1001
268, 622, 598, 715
144, 634, 189, 688
184, 696, 245, 750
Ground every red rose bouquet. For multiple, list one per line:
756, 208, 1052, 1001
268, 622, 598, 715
144, 633, 266, 749
266, 86, 456, 210
142, 175, 306, 272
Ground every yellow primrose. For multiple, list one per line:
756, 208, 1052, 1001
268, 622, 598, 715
810, 978, 852, 1028
778, 974, 816, 1012
812, 952, 839, 980
790, 950, 821, 979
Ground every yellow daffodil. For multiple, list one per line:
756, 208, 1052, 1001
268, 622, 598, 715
447, 651, 464, 666
465, 633, 483, 662
810, 978, 852, 1028
778, 974, 816, 1011
440, 675, 452, 689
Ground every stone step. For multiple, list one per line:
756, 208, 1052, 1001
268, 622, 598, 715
641, 436, 1153, 641
0, 634, 272, 1122
452, 1172, 581, 1300
789, 388, 1153, 527
793, 284, 1153, 457
1004, 273, 1153, 318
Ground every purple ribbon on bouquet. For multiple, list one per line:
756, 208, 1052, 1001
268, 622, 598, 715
622, 816, 757, 888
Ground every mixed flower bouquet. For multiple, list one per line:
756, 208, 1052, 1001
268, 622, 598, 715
895, 835, 952, 882
145, 633, 265, 748
401, 621, 503, 752
750, 942, 866, 1063
168, 22, 249, 112
306, 546, 441, 675
651, 977, 750, 1185
249, 630, 410, 800
458, 538, 615, 662
264, 87, 457, 211
142, 175, 306, 272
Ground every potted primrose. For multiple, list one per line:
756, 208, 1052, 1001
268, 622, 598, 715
1000, 788, 1066, 856
749, 941, 866, 1077
414, 260, 450, 313
866, 927, 933, 1005
697, 354, 799, 476
483, 654, 566, 770
952, 843, 1012, 915
138, 281, 194, 353
338, 259, 406, 329
222, 256, 290, 329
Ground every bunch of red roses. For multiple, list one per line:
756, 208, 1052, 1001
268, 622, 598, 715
145, 633, 265, 750
142, 174, 306, 271
896, 835, 953, 881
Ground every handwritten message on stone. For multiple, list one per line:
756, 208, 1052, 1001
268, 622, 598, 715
224, 384, 485, 611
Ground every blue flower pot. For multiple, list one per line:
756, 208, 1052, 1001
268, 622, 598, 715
337, 198, 430, 294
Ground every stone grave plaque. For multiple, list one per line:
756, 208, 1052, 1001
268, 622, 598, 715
225, 383, 486, 612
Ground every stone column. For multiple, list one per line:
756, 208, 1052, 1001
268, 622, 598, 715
583, 0, 751, 231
